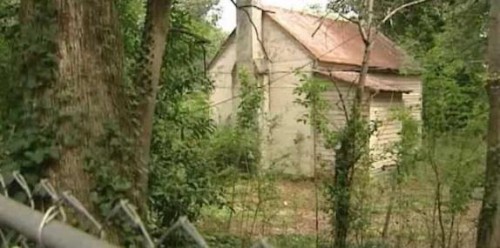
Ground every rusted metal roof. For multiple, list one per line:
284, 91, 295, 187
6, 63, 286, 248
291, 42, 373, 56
315, 70, 412, 93
263, 6, 408, 71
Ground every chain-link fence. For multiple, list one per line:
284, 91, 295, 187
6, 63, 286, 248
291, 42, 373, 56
0, 171, 273, 248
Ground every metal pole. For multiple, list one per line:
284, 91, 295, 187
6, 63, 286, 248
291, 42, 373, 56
0, 195, 119, 248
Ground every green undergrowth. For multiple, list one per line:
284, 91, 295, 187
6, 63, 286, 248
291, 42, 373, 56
204, 233, 330, 248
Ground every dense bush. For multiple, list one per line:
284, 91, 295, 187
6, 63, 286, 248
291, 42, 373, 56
209, 126, 261, 174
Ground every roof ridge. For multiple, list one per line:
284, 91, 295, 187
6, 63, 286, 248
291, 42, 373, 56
261, 4, 351, 23
210, 2, 411, 72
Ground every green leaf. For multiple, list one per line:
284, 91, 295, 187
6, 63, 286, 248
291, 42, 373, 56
25, 149, 46, 164
113, 180, 131, 192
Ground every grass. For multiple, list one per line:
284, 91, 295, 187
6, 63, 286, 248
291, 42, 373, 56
197, 176, 331, 237
204, 233, 329, 248
197, 136, 485, 247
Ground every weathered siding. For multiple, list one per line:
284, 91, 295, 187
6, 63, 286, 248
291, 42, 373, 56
372, 73, 422, 122
207, 14, 422, 176
263, 15, 315, 175
369, 92, 404, 169
316, 80, 356, 167
314, 73, 421, 171
402, 77, 422, 122
209, 39, 236, 123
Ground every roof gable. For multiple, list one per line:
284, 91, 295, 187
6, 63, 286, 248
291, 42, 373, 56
263, 6, 407, 71
208, 30, 235, 71
209, 5, 413, 73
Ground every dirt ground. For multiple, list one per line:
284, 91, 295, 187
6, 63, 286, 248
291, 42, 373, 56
198, 178, 481, 247
198, 179, 330, 236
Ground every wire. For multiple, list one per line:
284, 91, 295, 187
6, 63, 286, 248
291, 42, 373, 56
37, 206, 59, 248
12, 171, 34, 209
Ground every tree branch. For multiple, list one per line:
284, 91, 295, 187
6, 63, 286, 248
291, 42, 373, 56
237, 4, 275, 13
171, 28, 210, 44
380, 0, 429, 25
312, 11, 364, 39
311, 12, 332, 38
328, 70, 350, 123
312, 10, 363, 39
357, 20, 369, 44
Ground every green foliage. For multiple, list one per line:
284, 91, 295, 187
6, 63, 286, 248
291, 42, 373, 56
421, 135, 484, 214
295, 75, 375, 247
209, 126, 260, 173
118, 0, 145, 76
149, 94, 226, 226
236, 70, 264, 132
328, 105, 373, 247
148, 1, 229, 232
0, 0, 229, 243
207, 69, 264, 174
388, 108, 421, 183
85, 123, 135, 216
0, 0, 60, 196
294, 76, 335, 141
384, 0, 488, 134
271, 234, 330, 248
1, 0, 488, 246
330, 0, 488, 135
177, 0, 221, 19
390, 134, 485, 247
205, 233, 244, 247
76, 1, 230, 244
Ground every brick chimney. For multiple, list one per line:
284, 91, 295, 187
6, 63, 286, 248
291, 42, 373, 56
236, 0, 264, 72
235, 0, 272, 166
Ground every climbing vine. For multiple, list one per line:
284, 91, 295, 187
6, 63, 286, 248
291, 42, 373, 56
0, 0, 59, 198
295, 75, 375, 247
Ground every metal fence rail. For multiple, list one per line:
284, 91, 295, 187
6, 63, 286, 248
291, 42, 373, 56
0, 172, 273, 248
0, 195, 118, 248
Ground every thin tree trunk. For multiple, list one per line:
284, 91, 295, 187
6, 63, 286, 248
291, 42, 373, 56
333, 161, 352, 248
381, 198, 394, 240
134, 0, 173, 207
333, 0, 373, 247
476, 0, 500, 246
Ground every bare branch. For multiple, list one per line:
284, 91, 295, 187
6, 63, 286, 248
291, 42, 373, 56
311, 10, 357, 37
237, 4, 275, 13
357, 20, 369, 44
380, 0, 429, 25
328, 71, 350, 122
312, 9, 362, 38
311, 12, 330, 38
171, 28, 210, 44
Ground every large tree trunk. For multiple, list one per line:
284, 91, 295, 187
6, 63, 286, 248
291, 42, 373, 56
20, 0, 126, 220
20, 0, 173, 224
476, 0, 500, 247
50, 0, 125, 203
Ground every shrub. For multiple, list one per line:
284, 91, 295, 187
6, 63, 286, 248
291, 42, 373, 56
209, 125, 260, 174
